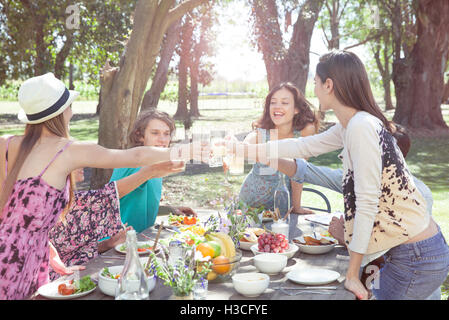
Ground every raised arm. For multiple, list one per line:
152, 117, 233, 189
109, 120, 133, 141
233, 123, 345, 164
66, 141, 198, 173
266, 123, 344, 160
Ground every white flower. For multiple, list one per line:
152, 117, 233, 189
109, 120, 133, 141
194, 250, 211, 262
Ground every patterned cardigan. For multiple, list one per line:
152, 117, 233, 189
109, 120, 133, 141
267, 111, 429, 264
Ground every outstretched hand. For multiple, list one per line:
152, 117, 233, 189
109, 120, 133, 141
328, 215, 345, 245
49, 251, 86, 276
145, 160, 185, 179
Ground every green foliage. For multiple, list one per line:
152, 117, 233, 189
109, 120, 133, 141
0, 80, 98, 100
0, 0, 134, 85
0, 81, 21, 101
160, 81, 179, 102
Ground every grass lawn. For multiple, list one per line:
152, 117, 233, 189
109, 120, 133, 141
1, 98, 448, 299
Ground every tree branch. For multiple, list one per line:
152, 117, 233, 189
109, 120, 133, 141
338, 0, 350, 21
343, 31, 384, 50
166, 0, 209, 28
321, 23, 331, 46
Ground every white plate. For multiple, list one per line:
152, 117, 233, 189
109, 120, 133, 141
37, 280, 96, 300
250, 243, 298, 259
293, 236, 336, 255
286, 268, 340, 286
115, 241, 157, 255
239, 240, 257, 251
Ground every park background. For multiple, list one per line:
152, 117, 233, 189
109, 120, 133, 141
0, 0, 448, 298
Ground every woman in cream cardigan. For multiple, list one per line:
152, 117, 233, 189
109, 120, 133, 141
226, 50, 449, 300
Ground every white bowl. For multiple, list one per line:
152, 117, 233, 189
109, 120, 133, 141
293, 236, 336, 255
98, 265, 156, 297
253, 253, 287, 275
250, 243, 299, 259
232, 273, 270, 298
238, 240, 257, 251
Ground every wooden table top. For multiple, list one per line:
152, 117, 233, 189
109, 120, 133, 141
33, 210, 355, 300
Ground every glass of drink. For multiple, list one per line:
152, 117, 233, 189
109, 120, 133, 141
210, 130, 226, 168
192, 131, 210, 165
271, 220, 290, 241
228, 143, 244, 175
193, 279, 208, 300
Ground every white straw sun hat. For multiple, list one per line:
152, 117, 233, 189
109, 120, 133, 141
17, 72, 79, 124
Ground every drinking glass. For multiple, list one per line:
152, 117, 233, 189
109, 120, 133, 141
192, 131, 210, 165
222, 154, 232, 186
228, 143, 244, 175
193, 279, 208, 300
209, 130, 226, 167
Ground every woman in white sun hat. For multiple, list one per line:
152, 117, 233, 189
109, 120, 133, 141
0, 73, 204, 300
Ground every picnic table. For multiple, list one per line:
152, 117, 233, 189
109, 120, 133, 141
33, 209, 355, 300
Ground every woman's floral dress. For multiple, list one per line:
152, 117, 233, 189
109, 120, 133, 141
48, 181, 123, 280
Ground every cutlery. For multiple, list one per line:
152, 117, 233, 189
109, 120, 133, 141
154, 223, 180, 233
100, 255, 125, 259
139, 233, 155, 241
281, 289, 334, 296
279, 286, 338, 290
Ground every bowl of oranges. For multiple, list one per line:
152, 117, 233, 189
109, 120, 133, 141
207, 249, 243, 282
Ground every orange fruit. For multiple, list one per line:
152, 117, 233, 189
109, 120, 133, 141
196, 242, 215, 259
211, 255, 231, 274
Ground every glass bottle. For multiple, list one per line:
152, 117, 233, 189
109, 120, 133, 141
115, 230, 150, 300
273, 172, 291, 240
273, 172, 290, 220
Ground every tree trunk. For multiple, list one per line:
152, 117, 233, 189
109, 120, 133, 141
69, 62, 74, 90
174, 14, 194, 120
383, 75, 394, 111
141, 19, 182, 111
443, 80, 449, 104
250, 0, 287, 90
34, 21, 49, 76
174, 47, 190, 120
373, 33, 394, 111
250, 0, 323, 93
382, 32, 394, 111
324, 0, 344, 50
54, 32, 74, 79
189, 62, 200, 118
90, 0, 207, 189
286, 0, 324, 94
392, 0, 449, 130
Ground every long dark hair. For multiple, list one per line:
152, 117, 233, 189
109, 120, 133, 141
316, 50, 392, 132
0, 113, 75, 221
252, 82, 319, 132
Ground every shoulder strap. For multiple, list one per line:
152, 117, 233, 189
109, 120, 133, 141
38, 140, 74, 177
4, 136, 14, 178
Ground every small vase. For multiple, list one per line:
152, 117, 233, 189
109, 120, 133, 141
169, 292, 193, 300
